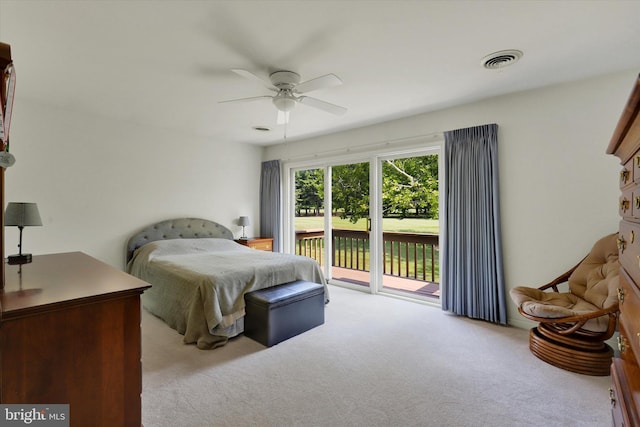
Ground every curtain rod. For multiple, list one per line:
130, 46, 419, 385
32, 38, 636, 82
280, 131, 444, 163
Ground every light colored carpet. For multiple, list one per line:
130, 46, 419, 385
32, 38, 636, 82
141, 285, 611, 427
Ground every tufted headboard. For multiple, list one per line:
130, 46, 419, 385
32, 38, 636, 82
125, 218, 234, 264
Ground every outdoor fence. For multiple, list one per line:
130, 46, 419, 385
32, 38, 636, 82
295, 229, 439, 283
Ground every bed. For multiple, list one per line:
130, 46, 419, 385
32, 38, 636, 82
125, 218, 327, 349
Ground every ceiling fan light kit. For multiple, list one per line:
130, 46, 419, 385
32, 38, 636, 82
272, 92, 297, 112
221, 69, 347, 124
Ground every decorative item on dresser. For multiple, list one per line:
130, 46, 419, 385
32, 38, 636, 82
1, 41, 18, 289
606, 73, 640, 427
235, 237, 274, 252
4, 202, 42, 264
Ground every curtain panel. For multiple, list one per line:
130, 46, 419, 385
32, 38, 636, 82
260, 160, 282, 252
441, 123, 507, 324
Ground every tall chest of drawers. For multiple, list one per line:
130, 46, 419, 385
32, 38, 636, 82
606, 74, 640, 427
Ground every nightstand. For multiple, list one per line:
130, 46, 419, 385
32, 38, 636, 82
235, 237, 274, 252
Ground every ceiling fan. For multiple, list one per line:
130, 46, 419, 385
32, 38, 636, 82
220, 69, 347, 124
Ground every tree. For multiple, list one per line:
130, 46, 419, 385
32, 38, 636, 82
295, 169, 324, 216
295, 155, 439, 222
332, 163, 369, 223
382, 155, 438, 219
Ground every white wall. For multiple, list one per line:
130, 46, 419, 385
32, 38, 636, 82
264, 69, 639, 326
4, 98, 263, 269
5, 69, 636, 325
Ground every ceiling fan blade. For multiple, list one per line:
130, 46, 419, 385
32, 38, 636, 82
295, 73, 342, 94
231, 69, 277, 91
219, 95, 272, 104
277, 110, 290, 125
298, 96, 347, 115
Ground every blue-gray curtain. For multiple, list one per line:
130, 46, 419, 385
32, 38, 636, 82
441, 123, 507, 324
260, 160, 282, 252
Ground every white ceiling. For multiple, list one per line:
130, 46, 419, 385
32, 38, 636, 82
1, 0, 639, 146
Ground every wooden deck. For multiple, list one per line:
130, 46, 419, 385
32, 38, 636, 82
331, 266, 440, 299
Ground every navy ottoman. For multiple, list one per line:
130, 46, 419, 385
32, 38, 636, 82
244, 280, 325, 347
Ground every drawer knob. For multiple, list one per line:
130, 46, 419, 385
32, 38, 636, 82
617, 236, 626, 253
620, 198, 630, 212
617, 288, 625, 304
632, 230, 636, 244
609, 388, 616, 407
617, 335, 627, 354
620, 169, 630, 183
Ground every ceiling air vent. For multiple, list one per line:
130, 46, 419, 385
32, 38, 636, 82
481, 49, 523, 70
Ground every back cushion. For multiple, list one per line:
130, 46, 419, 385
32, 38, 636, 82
583, 259, 620, 308
568, 233, 619, 307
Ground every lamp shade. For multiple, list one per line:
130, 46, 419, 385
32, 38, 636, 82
4, 202, 42, 227
238, 216, 250, 227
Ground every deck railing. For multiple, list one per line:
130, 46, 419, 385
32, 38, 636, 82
295, 229, 439, 283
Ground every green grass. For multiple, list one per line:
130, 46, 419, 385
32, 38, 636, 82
295, 216, 439, 234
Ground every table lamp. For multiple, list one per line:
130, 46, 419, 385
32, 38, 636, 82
238, 216, 250, 240
4, 202, 42, 265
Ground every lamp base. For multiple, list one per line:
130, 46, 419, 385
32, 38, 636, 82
8, 253, 32, 265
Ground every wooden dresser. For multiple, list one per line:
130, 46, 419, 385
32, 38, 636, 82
606, 73, 640, 427
235, 237, 274, 252
0, 252, 151, 427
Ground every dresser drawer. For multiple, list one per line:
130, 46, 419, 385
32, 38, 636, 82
619, 316, 638, 366
251, 240, 273, 251
619, 271, 640, 361
634, 190, 640, 219
620, 190, 633, 217
610, 365, 625, 427
620, 152, 640, 185
610, 358, 640, 427
619, 222, 640, 285
235, 238, 274, 252
621, 159, 633, 189
634, 152, 640, 184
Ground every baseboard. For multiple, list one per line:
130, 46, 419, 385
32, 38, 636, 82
509, 317, 537, 330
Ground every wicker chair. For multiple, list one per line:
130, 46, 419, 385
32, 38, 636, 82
510, 233, 620, 376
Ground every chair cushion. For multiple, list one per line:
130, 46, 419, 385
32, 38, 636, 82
583, 260, 620, 309
510, 287, 593, 318
568, 233, 619, 308
510, 286, 612, 332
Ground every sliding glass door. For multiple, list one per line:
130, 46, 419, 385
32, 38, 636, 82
379, 154, 440, 299
294, 162, 371, 288
290, 144, 440, 302
294, 167, 325, 268
330, 162, 370, 288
